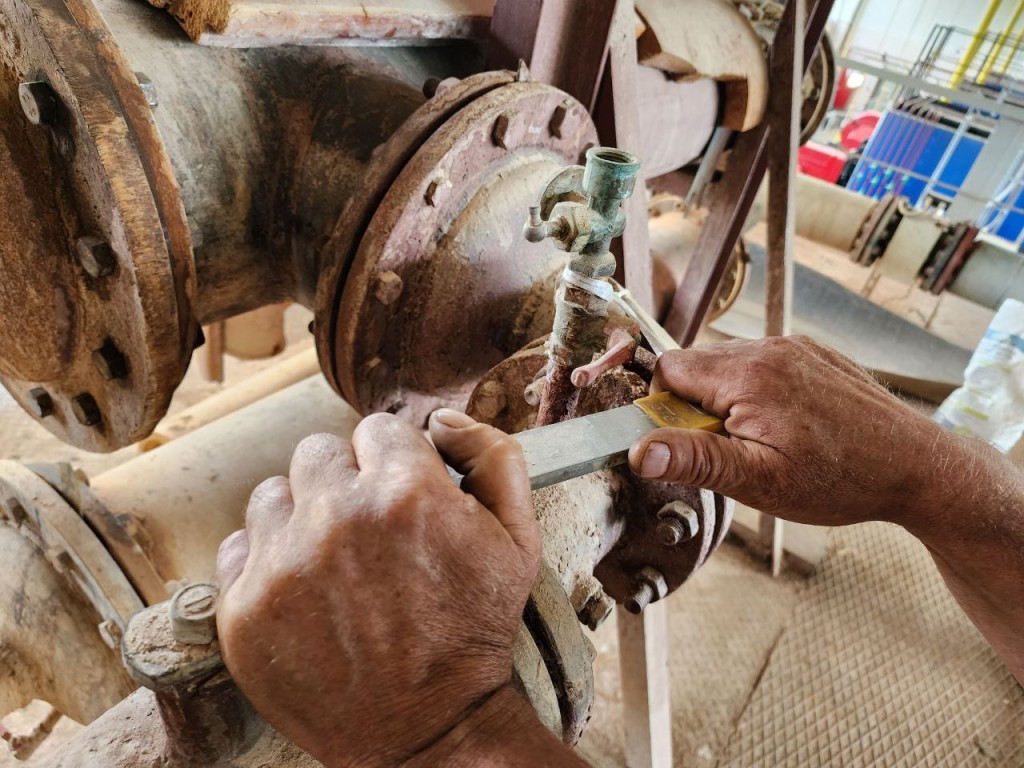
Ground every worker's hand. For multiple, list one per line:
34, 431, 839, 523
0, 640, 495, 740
215, 411, 540, 768
628, 336, 966, 528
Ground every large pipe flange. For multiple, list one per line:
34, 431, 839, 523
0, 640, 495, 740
0, 0, 197, 451
466, 342, 731, 616
2, 0, 476, 450
314, 70, 516, 397
325, 76, 599, 424
0, 460, 139, 722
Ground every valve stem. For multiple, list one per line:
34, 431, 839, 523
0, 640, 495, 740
526, 147, 641, 426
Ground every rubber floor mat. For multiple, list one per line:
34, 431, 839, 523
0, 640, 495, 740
718, 522, 1024, 767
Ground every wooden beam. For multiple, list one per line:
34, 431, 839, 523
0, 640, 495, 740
617, 604, 673, 768
760, 0, 804, 577
763, 0, 802, 341
488, 0, 617, 109
662, 0, 836, 347
146, 0, 494, 46
594, 0, 654, 312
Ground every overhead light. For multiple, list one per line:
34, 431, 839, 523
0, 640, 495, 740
846, 71, 866, 89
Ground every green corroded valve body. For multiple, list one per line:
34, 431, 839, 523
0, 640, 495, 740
524, 146, 641, 278
524, 146, 642, 425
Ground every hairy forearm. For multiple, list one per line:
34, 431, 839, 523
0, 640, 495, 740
901, 431, 1024, 683
403, 685, 587, 768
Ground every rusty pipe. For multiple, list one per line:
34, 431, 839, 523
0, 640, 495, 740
0, 0, 476, 451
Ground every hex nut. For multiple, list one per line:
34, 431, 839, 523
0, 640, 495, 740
375, 271, 404, 306
18, 81, 58, 126
473, 380, 507, 421
169, 582, 219, 646
577, 591, 614, 631
492, 112, 512, 149
92, 339, 128, 381
71, 393, 102, 427
422, 76, 442, 98
50, 547, 74, 576
123, 597, 223, 690
76, 237, 116, 279
97, 619, 123, 650
424, 176, 448, 207
27, 388, 54, 418
625, 566, 668, 614
134, 72, 158, 107
656, 501, 699, 546
549, 101, 570, 139
2, 497, 26, 526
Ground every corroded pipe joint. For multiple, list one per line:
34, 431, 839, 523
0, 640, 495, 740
529, 146, 640, 425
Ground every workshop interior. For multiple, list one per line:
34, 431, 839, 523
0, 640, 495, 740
1, 0, 1023, 765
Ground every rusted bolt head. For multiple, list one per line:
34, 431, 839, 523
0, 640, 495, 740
27, 387, 54, 418
423, 76, 459, 99
170, 582, 219, 645
18, 81, 58, 126
97, 619, 123, 650
523, 379, 544, 408
374, 271, 404, 306
577, 591, 614, 631
474, 380, 507, 421
71, 393, 102, 426
2, 497, 26, 526
625, 566, 667, 614
424, 176, 448, 207
656, 501, 699, 546
92, 339, 128, 381
549, 101, 570, 139
492, 112, 513, 149
76, 236, 116, 278
50, 547, 74, 575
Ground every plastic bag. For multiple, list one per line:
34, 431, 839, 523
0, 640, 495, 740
934, 299, 1024, 452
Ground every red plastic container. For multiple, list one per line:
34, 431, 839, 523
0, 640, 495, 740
798, 142, 848, 183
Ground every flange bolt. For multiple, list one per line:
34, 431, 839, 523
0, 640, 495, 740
625, 566, 668, 614
656, 501, 699, 546
170, 583, 219, 646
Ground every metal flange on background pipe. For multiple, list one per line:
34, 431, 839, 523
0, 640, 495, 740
0, 0, 481, 452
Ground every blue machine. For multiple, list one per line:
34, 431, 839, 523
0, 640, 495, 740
848, 108, 1024, 247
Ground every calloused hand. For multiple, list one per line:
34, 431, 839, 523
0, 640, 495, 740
215, 410, 565, 767
628, 335, 966, 528
627, 335, 1024, 684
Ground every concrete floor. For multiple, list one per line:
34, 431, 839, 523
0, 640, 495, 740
2, 301, 1023, 765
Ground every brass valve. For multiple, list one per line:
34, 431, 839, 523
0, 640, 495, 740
523, 146, 641, 278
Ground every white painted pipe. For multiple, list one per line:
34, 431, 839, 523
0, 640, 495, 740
91, 376, 361, 592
